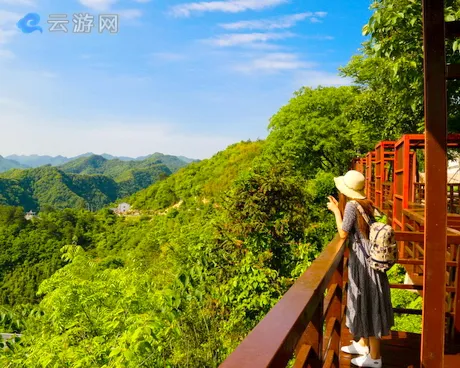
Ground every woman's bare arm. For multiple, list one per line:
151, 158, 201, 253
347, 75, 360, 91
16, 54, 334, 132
333, 210, 348, 239
327, 196, 348, 239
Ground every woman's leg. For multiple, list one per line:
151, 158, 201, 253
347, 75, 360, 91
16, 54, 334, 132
358, 337, 368, 347
369, 337, 381, 359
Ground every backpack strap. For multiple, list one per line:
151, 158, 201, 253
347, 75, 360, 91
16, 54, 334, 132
349, 200, 375, 225
348, 201, 371, 261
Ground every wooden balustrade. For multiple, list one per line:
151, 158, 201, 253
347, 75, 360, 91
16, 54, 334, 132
220, 228, 460, 367
220, 235, 347, 368
414, 183, 460, 213
394, 228, 460, 342
382, 182, 393, 210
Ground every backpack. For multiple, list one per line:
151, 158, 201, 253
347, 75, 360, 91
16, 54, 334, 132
349, 201, 398, 272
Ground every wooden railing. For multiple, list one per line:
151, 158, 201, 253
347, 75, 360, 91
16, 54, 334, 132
395, 223, 460, 342
220, 235, 347, 368
382, 182, 393, 210
220, 229, 457, 367
369, 182, 376, 203
414, 182, 460, 213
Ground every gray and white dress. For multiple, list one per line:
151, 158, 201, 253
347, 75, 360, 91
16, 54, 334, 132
342, 201, 395, 339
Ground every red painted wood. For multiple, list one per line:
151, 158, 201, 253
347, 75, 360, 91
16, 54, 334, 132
421, 1, 448, 367
219, 236, 346, 368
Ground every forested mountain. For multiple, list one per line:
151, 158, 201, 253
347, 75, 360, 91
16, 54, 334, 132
60, 153, 188, 178
6, 153, 198, 169
0, 164, 171, 211
0, 0, 445, 366
0, 154, 195, 211
129, 141, 263, 209
5, 155, 69, 168
0, 156, 27, 173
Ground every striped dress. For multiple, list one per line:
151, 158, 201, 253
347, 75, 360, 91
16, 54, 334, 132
342, 201, 395, 338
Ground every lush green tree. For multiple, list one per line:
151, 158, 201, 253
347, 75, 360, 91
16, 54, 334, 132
265, 86, 368, 177
341, 0, 460, 138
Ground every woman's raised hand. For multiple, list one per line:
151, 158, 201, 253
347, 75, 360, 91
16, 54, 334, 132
327, 196, 339, 213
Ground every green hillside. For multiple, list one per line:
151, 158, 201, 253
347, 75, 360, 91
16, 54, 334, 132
59, 153, 189, 179
5, 153, 198, 169
0, 167, 119, 211
0, 156, 27, 173
0, 166, 170, 212
0, 153, 194, 211
129, 140, 264, 210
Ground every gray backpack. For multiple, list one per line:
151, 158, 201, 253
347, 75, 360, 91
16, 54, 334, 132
350, 201, 398, 272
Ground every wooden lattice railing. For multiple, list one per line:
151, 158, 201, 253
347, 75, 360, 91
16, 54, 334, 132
398, 210, 460, 342
414, 183, 460, 213
219, 230, 442, 367
220, 235, 347, 368
382, 182, 393, 209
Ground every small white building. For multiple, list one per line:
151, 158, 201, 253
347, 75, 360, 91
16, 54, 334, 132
25, 211, 37, 221
116, 203, 131, 214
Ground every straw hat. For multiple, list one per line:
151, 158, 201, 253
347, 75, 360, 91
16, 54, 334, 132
334, 170, 366, 200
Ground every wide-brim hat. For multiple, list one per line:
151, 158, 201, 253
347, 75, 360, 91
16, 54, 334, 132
334, 170, 366, 200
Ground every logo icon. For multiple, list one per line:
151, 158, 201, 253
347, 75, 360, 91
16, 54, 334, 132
17, 13, 43, 34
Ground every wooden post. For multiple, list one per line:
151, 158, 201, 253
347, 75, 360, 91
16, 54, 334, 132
422, 0, 447, 367
303, 303, 322, 368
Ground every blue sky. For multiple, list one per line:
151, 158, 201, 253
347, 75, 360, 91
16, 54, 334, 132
0, 0, 372, 159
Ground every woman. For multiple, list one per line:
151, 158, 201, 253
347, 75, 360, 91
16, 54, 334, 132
326, 170, 394, 368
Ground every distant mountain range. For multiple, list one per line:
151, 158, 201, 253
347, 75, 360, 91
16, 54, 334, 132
0, 153, 199, 211
0, 156, 28, 173
1, 153, 198, 172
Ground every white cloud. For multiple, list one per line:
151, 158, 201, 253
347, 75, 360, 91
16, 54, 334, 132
151, 52, 186, 61
296, 70, 351, 87
0, 0, 36, 6
234, 53, 315, 73
314, 11, 327, 18
219, 12, 327, 30
204, 32, 294, 47
0, 29, 17, 45
170, 0, 288, 17
79, 1, 142, 20
0, 49, 14, 59
79, 0, 118, 12
304, 35, 334, 40
0, 10, 22, 26
118, 9, 143, 19
133, 0, 151, 3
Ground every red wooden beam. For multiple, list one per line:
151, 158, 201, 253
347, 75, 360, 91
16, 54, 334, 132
422, 1, 448, 367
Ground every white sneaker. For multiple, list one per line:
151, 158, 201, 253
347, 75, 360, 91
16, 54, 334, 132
351, 354, 382, 368
340, 340, 369, 355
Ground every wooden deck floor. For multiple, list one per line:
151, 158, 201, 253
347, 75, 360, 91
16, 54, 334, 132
339, 319, 460, 368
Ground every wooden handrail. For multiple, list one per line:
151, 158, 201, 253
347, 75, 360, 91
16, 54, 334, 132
219, 235, 346, 368
219, 225, 459, 367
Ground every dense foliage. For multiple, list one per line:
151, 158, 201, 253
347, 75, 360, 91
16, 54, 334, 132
60, 153, 188, 179
130, 141, 263, 210
341, 0, 460, 138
